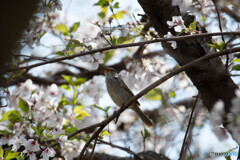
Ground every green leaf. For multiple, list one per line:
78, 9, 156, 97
232, 58, 240, 63
65, 126, 77, 135
12, 69, 26, 79
75, 110, 90, 120
55, 51, 65, 56
111, 36, 117, 45
117, 35, 135, 44
145, 89, 162, 101
8, 122, 14, 130
113, 2, 119, 8
94, 0, 108, 6
61, 84, 71, 91
74, 105, 84, 114
0, 130, 10, 134
0, 110, 21, 122
58, 94, 70, 107
101, 130, 110, 136
169, 91, 176, 98
66, 40, 83, 50
8, 111, 22, 123
0, 146, 3, 157
219, 41, 225, 50
103, 51, 114, 64
74, 78, 87, 86
141, 128, 149, 139
6, 151, 19, 160
98, 11, 106, 19
62, 74, 73, 84
18, 97, 29, 113
232, 64, 240, 71
55, 24, 69, 36
70, 22, 80, 33
189, 20, 196, 31
110, 10, 126, 19
31, 125, 40, 137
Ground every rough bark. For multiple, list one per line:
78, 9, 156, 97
138, 0, 238, 114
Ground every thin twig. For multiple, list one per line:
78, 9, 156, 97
212, 0, 228, 68
90, 137, 98, 160
96, 138, 144, 160
179, 94, 200, 160
3, 32, 240, 73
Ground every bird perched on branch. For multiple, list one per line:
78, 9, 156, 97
105, 68, 153, 127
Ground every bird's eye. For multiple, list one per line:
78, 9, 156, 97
110, 69, 114, 71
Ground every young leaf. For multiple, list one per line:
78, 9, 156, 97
31, 125, 40, 137
12, 69, 26, 79
110, 10, 126, 19
0, 146, 3, 158
75, 110, 90, 120
74, 78, 87, 86
62, 74, 73, 84
55, 51, 65, 56
113, 2, 119, 8
18, 97, 29, 113
65, 126, 77, 135
141, 128, 149, 139
0, 110, 21, 122
169, 91, 176, 98
98, 12, 106, 19
145, 89, 162, 101
66, 40, 82, 50
94, 0, 108, 6
70, 22, 80, 33
189, 20, 196, 31
232, 64, 240, 71
74, 105, 84, 114
103, 51, 114, 64
8, 111, 22, 123
232, 58, 240, 63
55, 24, 69, 36
6, 151, 19, 160
101, 130, 110, 136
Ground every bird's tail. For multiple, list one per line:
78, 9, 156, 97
131, 104, 153, 127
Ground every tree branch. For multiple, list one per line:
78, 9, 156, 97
3, 32, 240, 73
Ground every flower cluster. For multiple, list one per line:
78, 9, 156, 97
1, 79, 87, 160
80, 52, 105, 70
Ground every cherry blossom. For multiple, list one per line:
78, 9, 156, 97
58, 135, 68, 148
52, 0, 63, 12
19, 79, 37, 96
164, 32, 177, 49
41, 147, 56, 160
0, 134, 10, 145
61, 141, 79, 160
24, 139, 40, 151
48, 84, 59, 96
23, 150, 37, 160
80, 52, 105, 70
8, 135, 27, 151
83, 76, 105, 104
167, 16, 186, 32
53, 127, 65, 136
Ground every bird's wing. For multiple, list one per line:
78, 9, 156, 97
118, 78, 140, 105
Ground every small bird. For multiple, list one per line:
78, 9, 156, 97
105, 68, 153, 127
